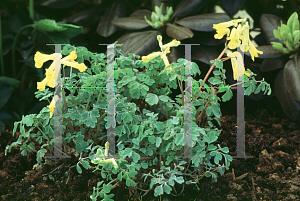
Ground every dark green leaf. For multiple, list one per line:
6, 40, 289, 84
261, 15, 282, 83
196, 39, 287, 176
176, 13, 231, 32
166, 24, 194, 40
111, 17, 150, 30
97, 1, 126, 37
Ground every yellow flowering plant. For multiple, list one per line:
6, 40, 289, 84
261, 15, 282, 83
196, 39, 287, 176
5, 19, 271, 200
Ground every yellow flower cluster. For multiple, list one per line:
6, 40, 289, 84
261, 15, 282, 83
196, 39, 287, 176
34, 51, 87, 118
213, 20, 263, 80
92, 142, 118, 169
141, 35, 181, 72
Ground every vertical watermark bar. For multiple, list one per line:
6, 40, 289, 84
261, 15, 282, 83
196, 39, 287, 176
233, 46, 253, 159
46, 44, 70, 159
176, 44, 200, 160
105, 44, 117, 157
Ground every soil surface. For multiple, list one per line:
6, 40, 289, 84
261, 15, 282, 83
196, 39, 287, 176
1, 97, 300, 201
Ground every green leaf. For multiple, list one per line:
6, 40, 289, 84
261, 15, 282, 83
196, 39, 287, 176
206, 106, 212, 116
128, 170, 138, 178
293, 30, 300, 45
221, 88, 232, 102
155, 137, 162, 147
214, 152, 222, 164
219, 147, 228, 153
76, 164, 82, 174
287, 12, 299, 33
87, 116, 96, 128
91, 109, 100, 117
154, 122, 164, 131
132, 152, 141, 163
163, 184, 172, 194
34, 19, 66, 32
271, 42, 284, 51
103, 184, 112, 194
254, 83, 263, 94
118, 172, 122, 181
148, 136, 156, 143
145, 93, 159, 106
154, 185, 163, 196
175, 176, 184, 184
175, 133, 184, 145
159, 95, 169, 102
208, 77, 222, 85
215, 59, 223, 69
81, 111, 89, 121
82, 160, 91, 169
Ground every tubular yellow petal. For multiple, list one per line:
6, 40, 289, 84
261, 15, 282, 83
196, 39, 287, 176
62, 51, 77, 61
162, 39, 181, 49
236, 52, 245, 80
248, 41, 263, 61
213, 21, 234, 30
244, 69, 250, 77
141, 52, 161, 62
34, 52, 56, 68
37, 79, 48, 91
48, 95, 59, 118
161, 54, 170, 68
47, 78, 55, 88
61, 61, 87, 72
214, 27, 230, 39
228, 28, 241, 49
241, 24, 250, 52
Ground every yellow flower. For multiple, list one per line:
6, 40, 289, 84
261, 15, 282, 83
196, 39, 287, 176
227, 27, 241, 49
227, 51, 250, 80
141, 52, 161, 62
34, 52, 57, 68
61, 61, 87, 72
248, 40, 263, 61
34, 51, 87, 91
141, 35, 180, 71
213, 21, 234, 39
241, 23, 250, 52
37, 79, 48, 91
47, 95, 59, 118
92, 142, 118, 169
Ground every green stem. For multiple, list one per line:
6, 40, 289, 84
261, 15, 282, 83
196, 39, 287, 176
12, 24, 34, 78
36, 126, 50, 142
29, 0, 34, 21
0, 11, 4, 75
86, 91, 91, 111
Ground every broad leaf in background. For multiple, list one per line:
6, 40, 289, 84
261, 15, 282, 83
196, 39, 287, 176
260, 14, 284, 44
97, 0, 126, 37
166, 23, 194, 40
176, 13, 231, 32
220, 0, 247, 16
283, 54, 300, 101
173, 0, 207, 18
275, 68, 300, 121
117, 31, 161, 57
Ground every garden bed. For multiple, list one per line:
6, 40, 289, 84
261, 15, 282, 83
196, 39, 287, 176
1, 97, 299, 201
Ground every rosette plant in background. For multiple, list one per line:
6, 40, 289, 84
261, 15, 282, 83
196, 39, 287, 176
255, 12, 300, 121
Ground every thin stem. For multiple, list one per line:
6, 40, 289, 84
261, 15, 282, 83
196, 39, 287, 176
29, 0, 34, 21
199, 45, 229, 93
0, 11, 4, 75
194, 45, 229, 122
85, 91, 91, 111
36, 125, 50, 142
12, 24, 34, 78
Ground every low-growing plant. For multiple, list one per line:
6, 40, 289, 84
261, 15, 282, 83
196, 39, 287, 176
5, 18, 271, 200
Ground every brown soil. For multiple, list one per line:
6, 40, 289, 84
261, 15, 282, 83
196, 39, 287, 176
1, 99, 300, 201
